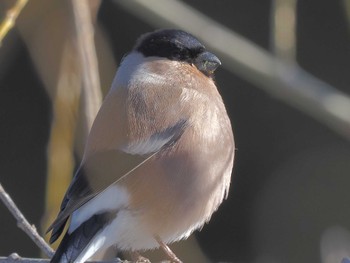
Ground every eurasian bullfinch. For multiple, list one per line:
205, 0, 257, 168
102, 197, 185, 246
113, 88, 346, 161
47, 29, 234, 263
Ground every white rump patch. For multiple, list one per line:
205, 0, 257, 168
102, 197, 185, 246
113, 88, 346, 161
68, 185, 129, 234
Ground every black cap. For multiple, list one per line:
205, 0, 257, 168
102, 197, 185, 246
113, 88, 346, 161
135, 29, 221, 76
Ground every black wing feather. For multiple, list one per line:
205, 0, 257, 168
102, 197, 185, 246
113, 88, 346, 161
50, 212, 116, 263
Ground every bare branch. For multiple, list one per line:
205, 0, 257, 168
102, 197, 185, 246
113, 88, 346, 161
0, 255, 127, 263
0, 255, 49, 263
0, 183, 54, 258
0, 0, 28, 46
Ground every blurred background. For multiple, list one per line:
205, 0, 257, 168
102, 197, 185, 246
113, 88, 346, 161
1, 0, 350, 263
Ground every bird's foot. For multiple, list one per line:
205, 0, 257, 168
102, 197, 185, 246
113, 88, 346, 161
154, 235, 183, 263
129, 251, 151, 263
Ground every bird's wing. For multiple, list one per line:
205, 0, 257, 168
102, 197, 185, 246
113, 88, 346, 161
47, 119, 188, 243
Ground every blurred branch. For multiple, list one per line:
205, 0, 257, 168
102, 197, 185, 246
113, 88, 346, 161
116, 0, 350, 141
270, 0, 297, 61
343, 0, 350, 31
43, 0, 104, 247
44, 41, 81, 246
0, 183, 54, 257
0, 0, 27, 46
71, 0, 102, 132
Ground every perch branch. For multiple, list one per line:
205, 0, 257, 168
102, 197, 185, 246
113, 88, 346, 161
0, 183, 54, 257
0, 255, 126, 263
0, 255, 49, 263
0, 0, 28, 46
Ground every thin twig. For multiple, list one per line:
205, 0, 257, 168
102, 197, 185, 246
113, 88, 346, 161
0, 0, 28, 46
0, 183, 54, 258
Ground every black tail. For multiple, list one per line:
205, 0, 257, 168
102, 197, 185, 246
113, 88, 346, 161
50, 212, 116, 263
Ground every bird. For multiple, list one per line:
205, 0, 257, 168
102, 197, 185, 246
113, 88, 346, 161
47, 29, 234, 263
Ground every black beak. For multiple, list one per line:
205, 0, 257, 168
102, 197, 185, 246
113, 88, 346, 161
194, 51, 221, 76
